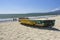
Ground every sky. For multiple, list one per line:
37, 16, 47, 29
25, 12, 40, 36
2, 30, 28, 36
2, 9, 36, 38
0, 0, 60, 14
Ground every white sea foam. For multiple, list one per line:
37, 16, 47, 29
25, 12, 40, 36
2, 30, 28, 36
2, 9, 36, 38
0, 18, 13, 22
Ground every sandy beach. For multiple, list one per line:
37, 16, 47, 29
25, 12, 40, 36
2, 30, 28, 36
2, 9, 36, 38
0, 15, 60, 40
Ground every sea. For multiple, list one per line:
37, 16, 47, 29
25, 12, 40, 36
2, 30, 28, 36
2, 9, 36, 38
0, 14, 23, 22
0, 14, 57, 22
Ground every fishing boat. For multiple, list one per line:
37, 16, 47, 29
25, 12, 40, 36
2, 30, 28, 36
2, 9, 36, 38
19, 17, 55, 27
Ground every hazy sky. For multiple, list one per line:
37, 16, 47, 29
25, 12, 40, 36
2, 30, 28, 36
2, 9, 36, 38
0, 0, 60, 14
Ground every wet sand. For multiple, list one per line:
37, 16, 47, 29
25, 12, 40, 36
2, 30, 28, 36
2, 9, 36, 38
0, 15, 60, 40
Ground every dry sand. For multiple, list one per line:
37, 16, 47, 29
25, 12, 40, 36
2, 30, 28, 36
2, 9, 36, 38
0, 15, 60, 40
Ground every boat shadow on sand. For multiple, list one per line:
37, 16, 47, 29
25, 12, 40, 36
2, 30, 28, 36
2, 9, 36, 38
22, 24, 60, 31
